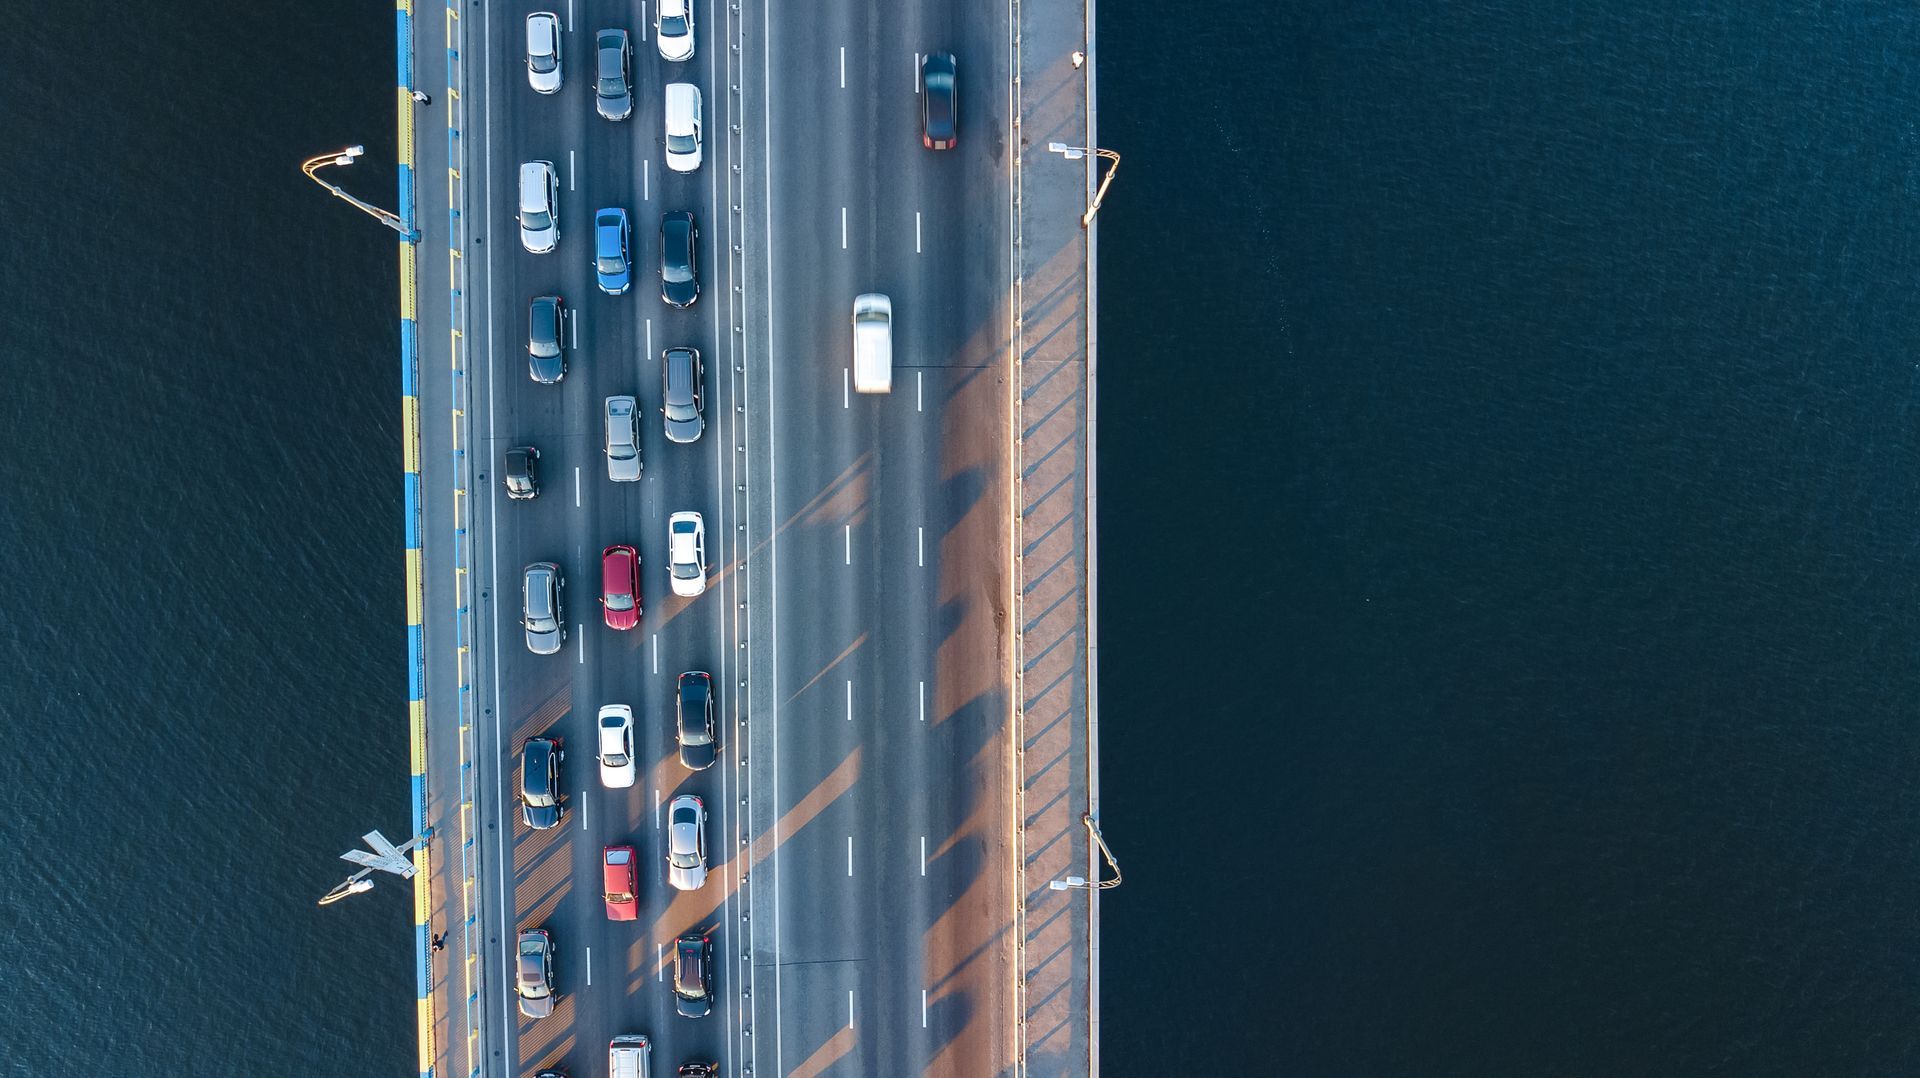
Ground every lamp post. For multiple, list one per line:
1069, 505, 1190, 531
301, 145, 418, 242
1046, 813, 1122, 891
318, 829, 421, 905
1045, 142, 1121, 229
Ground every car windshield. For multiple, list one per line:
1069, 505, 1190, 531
522, 207, 552, 232
668, 132, 697, 154
670, 847, 699, 869
599, 250, 624, 273
672, 559, 698, 578
660, 12, 688, 34
598, 55, 625, 95
610, 440, 635, 460
605, 588, 634, 610
607, 886, 632, 901
602, 750, 629, 766
680, 720, 712, 746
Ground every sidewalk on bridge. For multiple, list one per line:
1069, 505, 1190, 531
1012, 0, 1099, 1074
407, 4, 480, 1078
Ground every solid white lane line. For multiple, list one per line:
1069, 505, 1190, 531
840, 46, 845, 88
920, 835, 926, 876
844, 524, 851, 564
919, 680, 925, 723
587, 947, 593, 986
577, 626, 585, 664
651, 633, 659, 673
922, 989, 928, 1026
643, 159, 650, 201
575, 466, 582, 507
917, 371, 923, 412
846, 679, 853, 721
916, 211, 922, 253
917, 526, 924, 566
569, 149, 576, 191
841, 207, 847, 250
843, 368, 850, 408
654, 787, 661, 829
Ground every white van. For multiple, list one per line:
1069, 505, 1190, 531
518, 161, 558, 253
852, 293, 892, 394
609, 1033, 650, 1078
664, 83, 703, 172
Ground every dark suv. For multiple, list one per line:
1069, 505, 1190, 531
662, 347, 704, 443
519, 736, 565, 829
673, 933, 714, 1017
504, 446, 540, 500
660, 211, 698, 308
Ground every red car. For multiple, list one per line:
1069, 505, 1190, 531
602, 845, 639, 920
601, 544, 641, 630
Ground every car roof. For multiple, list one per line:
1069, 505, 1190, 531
527, 13, 558, 47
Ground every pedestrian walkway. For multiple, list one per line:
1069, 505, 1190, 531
1010, 0, 1101, 1073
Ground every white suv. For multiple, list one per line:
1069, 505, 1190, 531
525, 12, 562, 93
664, 83, 703, 173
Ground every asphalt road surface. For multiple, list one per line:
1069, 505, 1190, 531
466, 1, 1014, 1073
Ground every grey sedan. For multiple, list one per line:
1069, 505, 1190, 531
605, 396, 642, 481
522, 562, 564, 654
662, 347, 704, 443
666, 794, 707, 890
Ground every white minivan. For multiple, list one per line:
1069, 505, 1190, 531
664, 83, 703, 172
519, 161, 558, 253
608, 1034, 650, 1078
852, 293, 892, 394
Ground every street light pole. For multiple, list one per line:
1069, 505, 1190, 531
1046, 143, 1122, 228
1047, 813, 1122, 891
301, 145, 418, 243
318, 829, 421, 905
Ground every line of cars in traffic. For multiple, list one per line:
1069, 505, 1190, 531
516, 11, 719, 1078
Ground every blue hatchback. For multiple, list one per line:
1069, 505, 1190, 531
594, 207, 631, 294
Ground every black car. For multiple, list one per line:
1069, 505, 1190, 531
662, 347, 704, 444
678, 1064, 717, 1078
519, 736, 565, 829
673, 933, 714, 1018
660, 210, 698, 308
529, 295, 566, 383
676, 671, 716, 770
504, 446, 540, 500
920, 52, 957, 150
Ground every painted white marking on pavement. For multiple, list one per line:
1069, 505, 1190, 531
841, 206, 847, 249
575, 466, 582, 507
567, 0, 573, 31
916, 211, 922, 253
846, 679, 853, 721
571, 308, 578, 348
844, 524, 851, 565
917, 371, 923, 412
657, 943, 665, 981
919, 680, 925, 723
847, 837, 853, 876
922, 988, 929, 1026
849, 988, 856, 1027
569, 149, 576, 191
920, 835, 926, 876
580, 796, 588, 830
843, 368, 850, 409
840, 46, 846, 89
577, 626, 585, 664
643, 159, 650, 201
640, 1, 647, 39
654, 788, 661, 829
587, 946, 593, 985
652, 633, 659, 673
914, 52, 921, 93
917, 526, 924, 567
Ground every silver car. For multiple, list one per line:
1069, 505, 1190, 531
516, 929, 556, 1018
521, 562, 564, 655
604, 396, 642, 481
525, 13, 562, 94
655, 0, 694, 61
666, 794, 707, 890
662, 347, 704, 443
594, 29, 632, 120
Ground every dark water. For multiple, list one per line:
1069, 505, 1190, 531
1099, 1, 1920, 1075
5, 0, 1919, 1075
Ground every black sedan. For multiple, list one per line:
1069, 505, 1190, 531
676, 671, 716, 770
519, 736, 565, 829
660, 210, 699, 308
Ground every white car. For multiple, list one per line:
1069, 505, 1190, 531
852, 293, 893, 394
666, 794, 707, 890
656, 0, 695, 61
668, 511, 706, 597
597, 704, 636, 788
605, 396, 642, 481
518, 161, 558, 254
525, 13, 562, 94
664, 83, 703, 173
